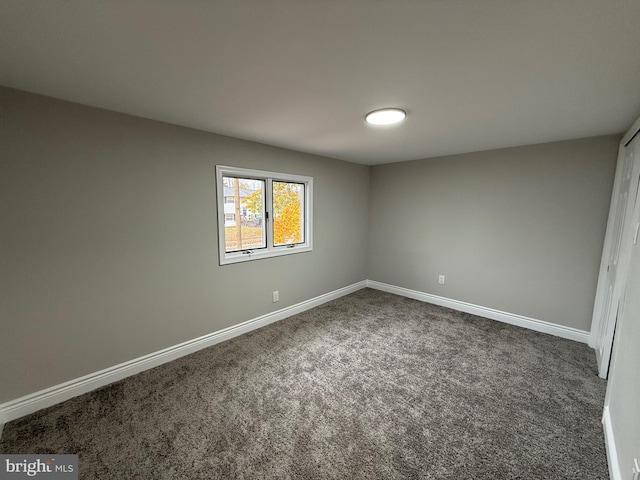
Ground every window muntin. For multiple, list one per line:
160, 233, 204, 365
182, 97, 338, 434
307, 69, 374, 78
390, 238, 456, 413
216, 166, 312, 265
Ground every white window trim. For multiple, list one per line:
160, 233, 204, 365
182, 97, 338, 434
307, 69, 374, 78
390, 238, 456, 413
216, 165, 313, 265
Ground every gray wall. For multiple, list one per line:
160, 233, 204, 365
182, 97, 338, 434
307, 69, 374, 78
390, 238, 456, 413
0, 87, 370, 403
368, 137, 619, 331
0, 85, 620, 407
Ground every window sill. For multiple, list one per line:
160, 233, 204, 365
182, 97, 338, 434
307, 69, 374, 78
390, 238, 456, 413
220, 244, 312, 265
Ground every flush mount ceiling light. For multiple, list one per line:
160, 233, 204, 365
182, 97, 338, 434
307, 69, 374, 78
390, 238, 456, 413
365, 108, 407, 126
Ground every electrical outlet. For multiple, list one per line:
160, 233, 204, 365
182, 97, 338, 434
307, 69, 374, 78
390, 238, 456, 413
272, 290, 279, 303
438, 275, 445, 285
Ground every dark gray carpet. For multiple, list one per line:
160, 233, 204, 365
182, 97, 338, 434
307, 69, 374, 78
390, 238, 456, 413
1, 289, 608, 479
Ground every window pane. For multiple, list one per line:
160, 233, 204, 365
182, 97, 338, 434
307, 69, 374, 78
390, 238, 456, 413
223, 177, 266, 252
273, 181, 304, 246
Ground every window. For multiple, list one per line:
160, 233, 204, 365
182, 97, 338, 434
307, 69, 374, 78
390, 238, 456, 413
216, 165, 313, 265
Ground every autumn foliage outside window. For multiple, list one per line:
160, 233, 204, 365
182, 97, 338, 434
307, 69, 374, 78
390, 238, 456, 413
273, 181, 304, 246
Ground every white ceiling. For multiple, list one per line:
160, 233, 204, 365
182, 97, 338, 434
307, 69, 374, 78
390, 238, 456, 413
1, 1, 639, 165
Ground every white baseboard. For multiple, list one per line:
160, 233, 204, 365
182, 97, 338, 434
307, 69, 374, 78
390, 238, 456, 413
0, 279, 590, 431
366, 280, 590, 344
603, 406, 622, 480
0, 281, 367, 425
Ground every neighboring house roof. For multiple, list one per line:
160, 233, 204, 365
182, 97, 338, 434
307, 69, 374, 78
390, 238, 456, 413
223, 186, 257, 198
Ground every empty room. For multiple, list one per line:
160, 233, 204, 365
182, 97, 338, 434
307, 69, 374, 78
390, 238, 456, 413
1, 1, 640, 479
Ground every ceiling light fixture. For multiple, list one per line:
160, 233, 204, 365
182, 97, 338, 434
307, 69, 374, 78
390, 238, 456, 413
365, 108, 406, 126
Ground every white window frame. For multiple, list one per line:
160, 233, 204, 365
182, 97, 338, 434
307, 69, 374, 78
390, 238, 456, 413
216, 165, 313, 265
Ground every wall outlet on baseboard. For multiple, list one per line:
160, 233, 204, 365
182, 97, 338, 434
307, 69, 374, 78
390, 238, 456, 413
272, 290, 279, 303
438, 275, 445, 285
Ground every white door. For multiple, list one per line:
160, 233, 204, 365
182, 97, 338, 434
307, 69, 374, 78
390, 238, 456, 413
591, 126, 640, 378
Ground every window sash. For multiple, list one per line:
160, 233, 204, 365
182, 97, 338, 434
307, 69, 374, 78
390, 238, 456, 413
273, 181, 305, 247
222, 176, 266, 253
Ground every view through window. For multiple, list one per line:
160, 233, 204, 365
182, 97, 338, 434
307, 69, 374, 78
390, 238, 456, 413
222, 177, 266, 252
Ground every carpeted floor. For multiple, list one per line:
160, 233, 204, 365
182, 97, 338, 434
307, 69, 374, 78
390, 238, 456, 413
1, 289, 608, 479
